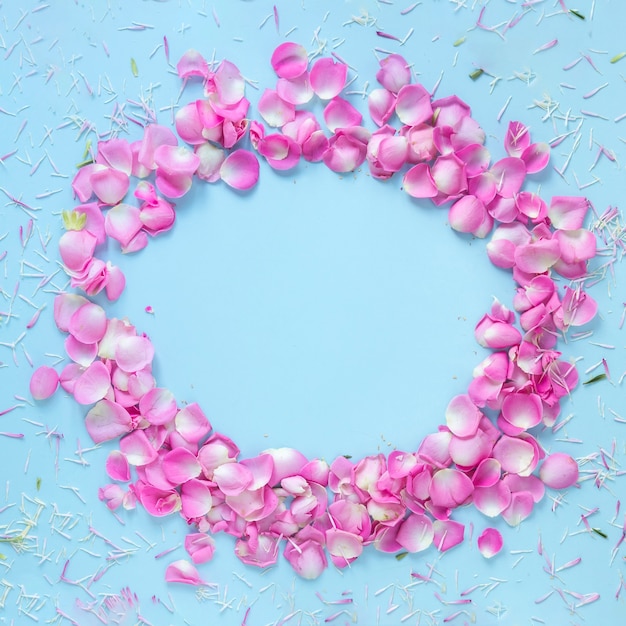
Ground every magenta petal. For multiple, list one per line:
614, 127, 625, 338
448, 195, 487, 235
473, 482, 511, 517
184, 533, 215, 564
271, 42, 308, 79
213, 59, 245, 105
376, 54, 411, 93
490, 157, 526, 198
429, 468, 474, 508
54, 294, 90, 332
539, 452, 578, 489
30, 366, 59, 400
492, 435, 535, 475
395, 84, 433, 126
162, 448, 202, 485
477, 528, 503, 558
472, 458, 502, 488
396, 514, 434, 553
310, 57, 348, 100
514, 239, 561, 274
68, 302, 107, 344
501, 393, 542, 430
72, 163, 105, 202
96, 139, 132, 175
176, 49, 209, 80
175, 102, 205, 145
90, 167, 130, 206
120, 429, 158, 466
403, 163, 438, 198
323, 97, 362, 132
139, 387, 177, 426
504, 121, 530, 157
74, 361, 111, 405
106, 449, 131, 482
165, 559, 205, 585
220, 150, 259, 191
433, 519, 465, 551
559, 287, 598, 327
85, 399, 132, 443
521, 142, 550, 174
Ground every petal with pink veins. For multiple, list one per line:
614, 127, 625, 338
120, 430, 158, 466
162, 447, 202, 485
396, 514, 434, 553
258, 89, 296, 127
85, 399, 132, 443
106, 449, 131, 482
270, 42, 308, 79
73, 361, 111, 405
310, 57, 348, 100
220, 150, 259, 190
403, 163, 438, 198
90, 167, 130, 206
477, 528, 503, 558
492, 435, 535, 475
115, 336, 154, 373
395, 83, 433, 126
139, 387, 177, 425
539, 452, 578, 489
433, 519, 465, 551
184, 533, 215, 564
323, 97, 363, 133
547, 196, 589, 230
376, 54, 411, 93
30, 366, 59, 401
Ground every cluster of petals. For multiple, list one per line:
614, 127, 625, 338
40, 42, 604, 581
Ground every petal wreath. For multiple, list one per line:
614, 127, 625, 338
32, 44, 600, 581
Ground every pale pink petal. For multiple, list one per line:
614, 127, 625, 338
115, 336, 154, 373
539, 452, 578, 489
235, 532, 279, 568
396, 514, 434, 553
219, 150, 260, 190
490, 157, 526, 197
139, 198, 176, 236
403, 163, 438, 198
456, 143, 490, 177
501, 393, 542, 430
271, 42, 308, 79
429, 468, 474, 509
473, 482, 511, 517
302, 130, 329, 162
155, 171, 193, 199
448, 429, 492, 469
72, 163, 105, 202
121, 231, 148, 254
90, 167, 129, 206
310, 57, 348, 100
322, 128, 369, 172
162, 448, 202, 485
325, 529, 363, 565
30, 365, 59, 400
154, 144, 199, 177
104, 204, 142, 248
368, 88, 396, 127
74, 361, 111, 405
195, 142, 226, 183
213, 59, 245, 105
503, 474, 545, 503
284, 533, 327, 579
516, 192, 547, 222
104, 264, 125, 301
448, 195, 487, 235
376, 54, 411, 93
554, 229, 596, 264
477, 528, 503, 558
165, 558, 206, 585
127, 369, 155, 401
96, 139, 132, 175
213, 462, 253, 496
395, 83, 433, 126
240, 454, 274, 490
514, 239, 561, 274
184, 533, 215, 564
547, 196, 589, 230
417, 431, 452, 468
54, 293, 90, 332
59, 362, 83, 395
445, 394, 482, 438
85, 399, 132, 443
433, 519, 465, 551
323, 97, 363, 133
492, 436, 535, 475
258, 89, 295, 128
521, 142, 550, 174
432, 94, 471, 126
120, 429, 158, 466
502, 491, 534, 526
106, 450, 131, 482
263, 447, 308, 485
258, 134, 301, 170
227, 485, 278, 521
504, 121, 530, 157
474, 317, 522, 349
375, 135, 409, 172
388, 451, 418, 478
175, 102, 205, 145
175, 403, 211, 443
472, 458, 501, 488
59, 230, 97, 273
138, 124, 178, 171
197, 433, 240, 476
176, 49, 209, 80
139, 387, 177, 426
559, 286, 598, 327
277, 73, 314, 105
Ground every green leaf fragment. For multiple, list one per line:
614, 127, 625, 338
611, 52, 626, 64
592, 528, 608, 538
62, 210, 87, 231
453, 37, 466, 47
469, 69, 484, 81
36, 477, 42, 491
570, 9, 585, 20
395, 551, 409, 561
583, 373, 606, 385
131, 57, 139, 77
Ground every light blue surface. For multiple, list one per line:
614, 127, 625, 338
1, 1, 625, 624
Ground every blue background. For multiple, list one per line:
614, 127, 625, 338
1, 1, 625, 624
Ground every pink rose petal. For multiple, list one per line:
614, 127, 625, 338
74, 360, 111, 405
310, 57, 348, 100
271, 42, 308, 79
539, 452, 578, 489
30, 365, 59, 401
85, 399, 132, 443
165, 559, 205, 585
219, 150, 260, 191
477, 527, 503, 558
